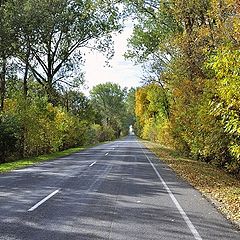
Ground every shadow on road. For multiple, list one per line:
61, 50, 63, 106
0, 136, 239, 239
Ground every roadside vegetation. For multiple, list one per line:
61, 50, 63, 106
123, 0, 240, 226
124, 1, 240, 174
0, 146, 84, 173
144, 141, 240, 226
0, 81, 134, 164
0, 1, 135, 165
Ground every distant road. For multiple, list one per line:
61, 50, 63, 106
0, 136, 239, 239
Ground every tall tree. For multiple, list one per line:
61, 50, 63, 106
63, 90, 95, 122
90, 82, 127, 137
125, 0, 240, 172
125, 87, 136, 125
10, 0, 122, 103
0, 0, 16, 110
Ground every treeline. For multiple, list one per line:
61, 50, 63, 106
124, 1, 240, 174
1, 81, 132, 163
0, 0, 133, 163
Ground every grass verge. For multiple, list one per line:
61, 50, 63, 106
0, 147, 85, 173
143, 141, 240, 228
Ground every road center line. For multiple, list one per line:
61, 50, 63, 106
139, 143, 202, 240
89, 161, 96, 167
28, 189, 60, 212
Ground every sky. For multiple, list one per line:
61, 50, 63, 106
82, 22, 143, 94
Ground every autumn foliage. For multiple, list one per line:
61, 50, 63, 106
129, 0, 240, 174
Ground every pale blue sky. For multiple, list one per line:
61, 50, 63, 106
82, 23, 142, 94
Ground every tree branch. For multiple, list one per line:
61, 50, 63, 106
30, 48, 48, 74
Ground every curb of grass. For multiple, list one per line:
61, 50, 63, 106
0, 140, 113, 174
0, 147, 84, 173
142, 140, 240, 230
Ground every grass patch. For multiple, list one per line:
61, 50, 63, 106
144, 141, 240, 227
0, 147, 85, 173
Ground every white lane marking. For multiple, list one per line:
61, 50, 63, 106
105, 152, 109, 156
139, 144, 202, 240
89, 161, 96, 167
28, 189, 60, 212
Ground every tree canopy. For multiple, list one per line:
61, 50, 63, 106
0, 0, 240, 175
90, 82, 128, 137
125, 0, 240, 174
1, 0, 122, 104
0, 0, 131, 163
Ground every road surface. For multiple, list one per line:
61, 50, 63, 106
0, 136, 239, 239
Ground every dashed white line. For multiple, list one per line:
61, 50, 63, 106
28, 189, 60, 212
89, 161, 96, 167
139, 143, 202, 240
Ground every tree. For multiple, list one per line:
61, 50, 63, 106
125, 87, 136, 125
135, 83, 170, 140
125, 0, 240, 173
90, 82, 127, 137
0, 0, 17, 110
62, 90, 95, 122
9, 0, 122, 103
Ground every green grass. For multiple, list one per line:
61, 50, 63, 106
0, 137, 118, 173
143, 141, 240, 227
0, 147, 85, 173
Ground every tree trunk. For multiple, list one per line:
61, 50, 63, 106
0, 55, 7, 111
23, 45, 30, 99
45, 75, 59, 105
46, 80, 55, 104
65, 91, 69, 112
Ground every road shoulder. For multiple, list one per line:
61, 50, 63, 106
143, 140, 240, 229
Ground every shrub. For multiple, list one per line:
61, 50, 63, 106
0, 113, 21, 162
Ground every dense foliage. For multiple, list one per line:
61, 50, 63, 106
1, 0, 239, 176
0, 0, 133, 163
125, 0, 240, 174
0, 80, 132, 163
90, 82, 130, 137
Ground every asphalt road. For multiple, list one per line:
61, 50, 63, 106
0, 136, 239, 240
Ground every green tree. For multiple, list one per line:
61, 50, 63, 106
125, 0, 240, 173
90, 82, 127, 137
63, 90, 95, 122
125, 87, 136, 125
0, 0, 17, 110
9, 0, 122, 103
135, 83, 170, 141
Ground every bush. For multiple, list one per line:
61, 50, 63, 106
3, 96, 93, 159
0, 113, 21, 162
99, 125, 115, 142
207, 47, 240, 173
1, 94, 119, 163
